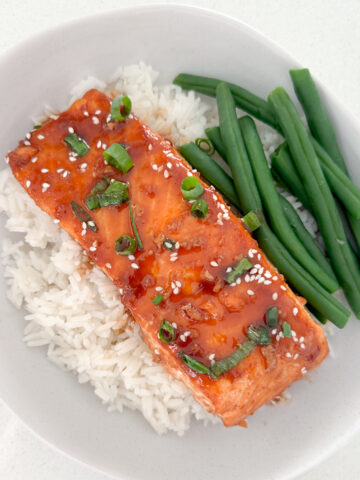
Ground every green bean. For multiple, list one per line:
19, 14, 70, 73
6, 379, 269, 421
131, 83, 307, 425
290, 68, 347, 172
269, 87, 360, 318
278, 194, 336, 282
178, 142, 241, 208
213, 84, 349, 326
216, 83, 262, 213
174, 73, 276, 128
239, 115, 338, 292
270, 145, 314, 212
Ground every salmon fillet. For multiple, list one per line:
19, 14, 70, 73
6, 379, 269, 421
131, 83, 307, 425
7, 89, 328, 426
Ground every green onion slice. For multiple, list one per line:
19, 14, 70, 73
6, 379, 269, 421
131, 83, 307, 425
129, 200, 143, 250
181, 176, 204, 200
115, 235, 137, 256
33, 124, 42, 130
190, 199, 208, 218
86, 179, 129, 210
71, 201, 98, 232
110, 96, 132, 122
195, 137, 215, 156
247, 325, 270, 345
64, 133, 89, 157
152, 294, 164, 305
209, 339, 256, 379
225, 257, 253, 284
266, 306, 278, 328
242, 211, 261, 232
159, 320, 176, 344
282, 321, 292, 337
163, 238, 176, 251
178, 353, 210, 374
103, 143, 134, 173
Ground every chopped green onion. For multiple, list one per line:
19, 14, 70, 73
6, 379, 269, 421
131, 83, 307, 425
129, 200, 143, 250
209, 339, 256, 379
86, 180, 129, 210
163, 238, 176, 251
178, 353, 210, 374
64, 133, 89, 157
159, 320, 176, 344
247, 325, 270, 345
181, 176, 204, 200
110, 96, 132, 122
242, 211, 261, 232
266, 306, 278, 328
71, 201, 98, 232
225, 257, 253, 284
33, 124, 41, 130
85, 177, 111, 210
195, 137, 215, 155
190, 199, 208, 218
115, 235, 137, 256
152, 294, 164, 305
282, 321, 292, 337
103, 143, 134, 173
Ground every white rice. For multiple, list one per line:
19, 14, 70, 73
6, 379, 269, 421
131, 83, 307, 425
0, 63, 319, 435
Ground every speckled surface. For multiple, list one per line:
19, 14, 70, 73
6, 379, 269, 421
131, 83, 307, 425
0, 1, 359, 479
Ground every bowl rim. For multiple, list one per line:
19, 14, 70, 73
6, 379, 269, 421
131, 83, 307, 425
0, 4, 359, 480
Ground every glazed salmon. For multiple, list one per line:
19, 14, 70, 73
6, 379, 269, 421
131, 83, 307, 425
8, 89, 328, 426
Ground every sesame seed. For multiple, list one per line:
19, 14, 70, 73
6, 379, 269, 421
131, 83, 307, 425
299, 336, 305, 343
89, 246, 97, 252
294, 353, 299, 360
4, 156, 9, 164
83, 110, 89, 117
97, 140, 102, 148
258, 277, 265, 284
62, 171, 69, 178
95, 109, 101, 115
212, 194, 217, 201
272, 329, 277, 335
41, 182, 50, 192
26, 133, 31, 139
280, 285, 286, 291
24, 140, 31, 146
301, 367, 307, 375
293, 307, 299, 316
69, 156, 77, 162
264, 271, 272, 279
209, 353, 215, 361
186, 171, 193, 177
230, 282, 236, 287
68, 127, 74, 134
247, 289, 254, 296
300, 343, 305, 350
210, 261, 218, 267
37, 134, 44, 140
81, 229, 86, 236
92, 116, 100, 125
41, 168, 49, 173
170, 252, 177, 257
250, 268, 257, 275
180, 334, 186, 342
184, 331, 191, 337
272, 293, 278, 301
25, 180, 31, 188
131, 263, 140, 269
226, 267, 232, 273
154, 349, 160, 355
172, 322, 177, 328
164, 169, 169, 178
128, 255, 135, 261
248, 251, 254, 259
257, 254, 261, 260
102, 143, 107, 150
80, 163, 87, 170
155, 286, 163, 292
173, 287, 180, 295
264, 280, 272, 285
167, 162, 173, 169
245, 274, 250, 283
171, 282, 176, 289
285, 352, 292, 358
88, 221, 95, 228
119, 288, 124, 295
53, 219, 60, 224
152, 164, 158, 171
170, 257, 178, 262
175, 242, 180, 250
273, 276, 278, 281
82, 222, 87, 230
57, 168, 64, 173
148, 144, 153, 151
105, 263, 112, 269
175, 280, 181, 288
31, 157, 38, 163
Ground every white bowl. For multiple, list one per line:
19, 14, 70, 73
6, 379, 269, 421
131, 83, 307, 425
0, 5, 359, 480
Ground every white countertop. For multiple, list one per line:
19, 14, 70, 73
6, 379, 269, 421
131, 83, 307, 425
0, 1, 359, 479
